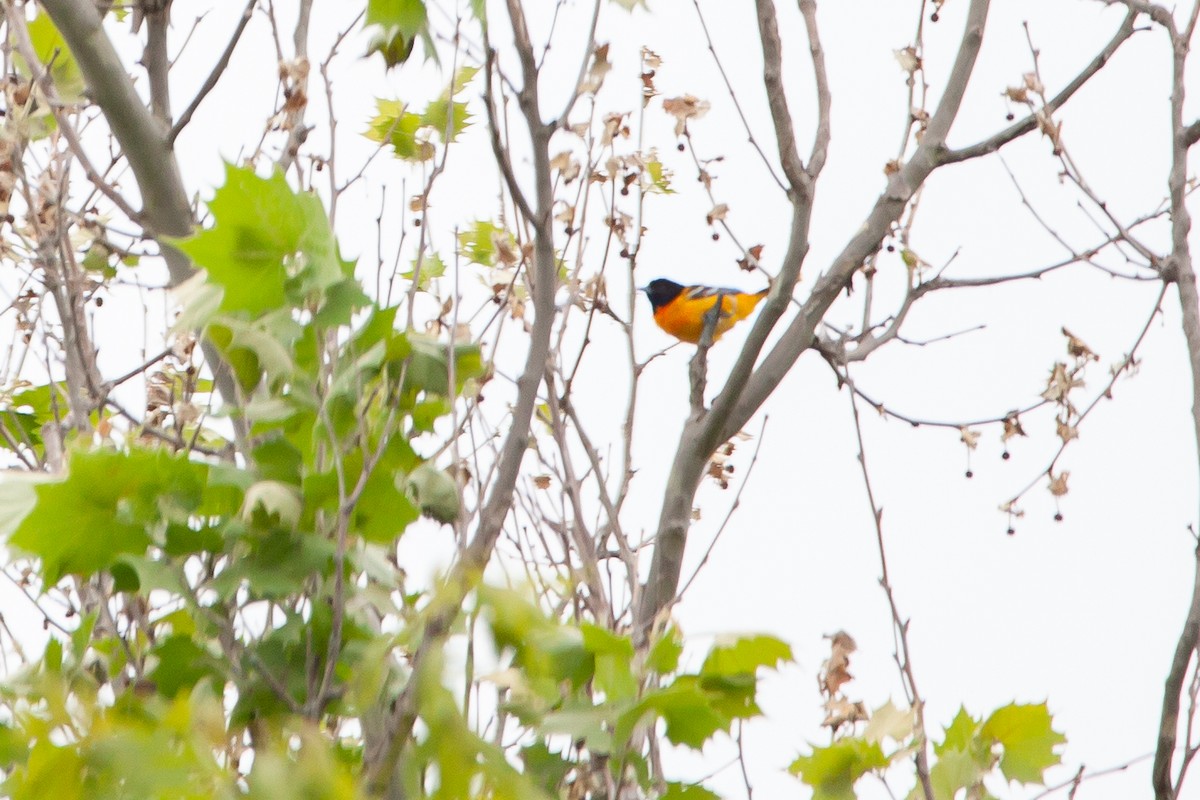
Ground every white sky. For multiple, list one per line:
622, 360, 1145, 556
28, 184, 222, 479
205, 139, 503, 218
2, 0, 1198, 798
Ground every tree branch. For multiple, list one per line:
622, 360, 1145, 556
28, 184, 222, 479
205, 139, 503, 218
39, 0, 193, 267
169, 0, 257, 145
40, 0, 244, 426
635, 0, 994, 630
142, 0, 174, 123
942, 10, 1137, 164
366, 0, 561, 790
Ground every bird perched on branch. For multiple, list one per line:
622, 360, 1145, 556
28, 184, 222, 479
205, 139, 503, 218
642, 278, 770, 344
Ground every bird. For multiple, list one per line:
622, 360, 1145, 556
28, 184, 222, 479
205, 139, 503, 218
642, 278, 770, 344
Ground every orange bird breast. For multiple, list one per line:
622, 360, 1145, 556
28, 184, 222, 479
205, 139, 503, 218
651, 285, 769, 344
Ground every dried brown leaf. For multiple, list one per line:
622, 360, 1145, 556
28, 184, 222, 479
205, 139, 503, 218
662, 94, 710, 136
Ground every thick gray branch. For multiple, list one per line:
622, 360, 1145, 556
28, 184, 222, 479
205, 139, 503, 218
40, 0, 194, 270
637, 0, 992, 630
40, 0, 244, 427
1155, 1, 1200, 795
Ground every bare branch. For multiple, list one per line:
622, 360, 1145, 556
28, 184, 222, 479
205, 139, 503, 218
639, 0, 998, 630
143, 0, 173, 123
942, 10, 1137, 165
1156, 541, 1200, 799
752, 0, 808, 194
169, 0, 258, 145
367, 0, 562, 788
39, 0, 192, 266
846, 377, 934, 800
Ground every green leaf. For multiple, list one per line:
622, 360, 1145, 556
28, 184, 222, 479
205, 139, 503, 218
403, 334, 484, 398
176, 166, 300, 314
176, 165, 342, 316
109, 560, 140, 592
10, 449, 207, 583
70, 612, 96, 664
457, 220, 515, 267
646, 155, 675, 194
647, 627, 683, 674
343, 437, 422, 542
582, 624, 636, 701
982, 702, 1065, 784
366, 0, 427, 39
411, 397, 450, 433
700, 633, 792, 676
539, 705, 613, 752
937, 706, 983, 755
0, 409, 43, 453
0, 474, 42, 540
641, 680, 729, 749
403, 252, 446, 292
366, 28, 417, 68
0, 722, 30, 768
790, 738, 889, 800
404, 463, 458, 524
241, 480, 303, 529
147, 635, 222, 698
928, 746, 987, 800
662, 782, 721, 800
365, 0, 426, 67
365, 99, 433, 160
44, 638, 62, 673
24, 14, 85, 101
611, 0, 648, 9
450, 65, 480, 95
520, 742, 572, 795
421, 98, 471, 143
313, 278, 372, 327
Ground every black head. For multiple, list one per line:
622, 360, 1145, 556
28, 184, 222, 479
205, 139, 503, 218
642, 278, 685, 311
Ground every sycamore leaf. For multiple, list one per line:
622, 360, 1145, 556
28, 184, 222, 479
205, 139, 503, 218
23, 14, 86, 101
929, 746, 988, 800
11, 449, 207, 583
1062, 327, 1097, 361
701, 633, 792, 676
1048, 471, 1070, 497
959, 427, 980, 450
366, 0, 427, 38
421, 97, 471, 143
366, 99, 433, 161
645, 154, 675, 194
1041, 362, 1083, 402
402, 252, 446, 292
647, 627, 683, 674
641, 681, 729, 749
405, 464, 458, 524
661, 783, 720, 800
176, 165, 344, 316
894, 46, 921, 74
662, 95, 710, 136
1002, 413, 1026, 441
365, 0, 425, 66
982, 702, 1066, 784
863, 700, 917, 746
936, 707, 983, 755
790, 738, 889, 800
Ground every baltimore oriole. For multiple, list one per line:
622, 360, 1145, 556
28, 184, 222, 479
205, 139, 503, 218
642, 279, 770, 344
